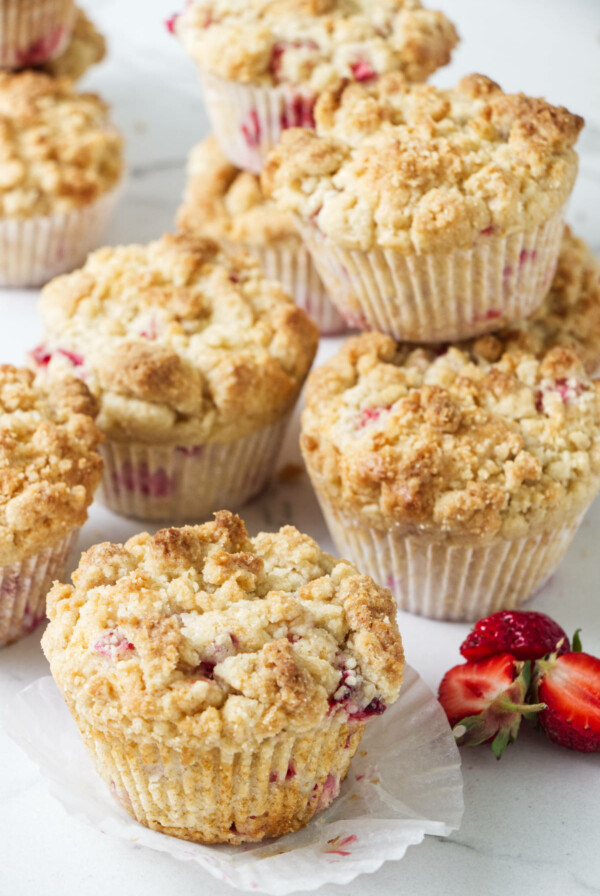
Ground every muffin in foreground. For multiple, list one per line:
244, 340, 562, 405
37, 6, 106, 81
33, 232, 319, 522
263, 74, 584, 341
174, 0, 458, 173
0, 0, 77, 69
0, 71, 123, 287
0, 366, 102, 646
301, 333, 600, 620
177, 135, 346, 334
42, 511, 404, 843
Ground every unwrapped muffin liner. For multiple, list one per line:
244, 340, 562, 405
198, 69, 316, 175
0, 529, 77, 647
4, 665, 463, 893
317, 497, 586, 621
0, 182, 122, 288
99, 416, 290, 523
0, 0, 76, 68
298, 209, 566, 342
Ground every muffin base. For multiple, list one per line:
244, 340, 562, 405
99, 418, 290, 523
298, 210, 565, 342
199, 69, 316, 175
317, 498, 585, 621
0, 529, 78, 647
0, 0, 76, 68
76, 712, 364, 844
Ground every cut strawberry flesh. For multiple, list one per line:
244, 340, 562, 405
537, 652, 600, 751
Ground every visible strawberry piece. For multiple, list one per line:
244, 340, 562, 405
31, 344, 51, 366
535, 651, 600, 752
460, 610, 570, 662
94, 629, 135, 659
165, 13, 178, 34
269, 39, 318, 81
356, 405, 391, 428
58, 348, 84, 367
535, 378, 587, 412
350, 56, 377, 82
438, 653, 545, 758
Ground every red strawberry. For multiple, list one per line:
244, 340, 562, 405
535, 651, 600, 752
438, 653, 545, 758
460, 610, 569, 662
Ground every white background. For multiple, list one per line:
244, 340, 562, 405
1, 1, 600, 894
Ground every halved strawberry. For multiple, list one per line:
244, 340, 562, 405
438, 653, 545, 758
460, 610, 569, 662
534, 651, 600, 752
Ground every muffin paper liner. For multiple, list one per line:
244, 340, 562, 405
0, 0, 76, 68
298, 209, 566, 342
198, 69, 316, 175
99, 416, 291, 523
317, 497, 586, 621
0, 529, 77, 647
0, 182, 122, 288
3, 665, 463, 893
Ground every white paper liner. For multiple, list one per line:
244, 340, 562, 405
0, 0, 76, 69
298, 209, 566, 342
3, 665, 463, 893
0, 528, 77, 646
198, 69, 316, 175
0, 181, 122, 288
99, 416, 291, 523
318, 497, 586, 621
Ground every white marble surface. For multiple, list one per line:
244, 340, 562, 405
1, 1, 600, 894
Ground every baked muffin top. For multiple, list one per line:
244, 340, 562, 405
466, 228, 600, 375
302, 333, 600, 541
42, 511, 404, 747
262, 74, 584, 252
177, 135, 299, 248
39, 7, 106, 82
176, 0, 458, 89
0, 71, 122, 218
0, 366, 102, 566
35, 233, 319, 444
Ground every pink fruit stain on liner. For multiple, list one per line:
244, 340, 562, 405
325, 834, 358, 856
280, 93, 316, 130
175, 445, 204, 458
112, 462, 173, 498
16, 25, 65, 66
241, 109, 261, 148
471, 308, 502, 325
480, 225, 496, 236
313, 774, 340, 812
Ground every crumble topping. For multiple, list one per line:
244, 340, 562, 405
42, 511, 404, 745
262, 73, 583, 252
36, 232, 319, 444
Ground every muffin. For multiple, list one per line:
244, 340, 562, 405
301, 333, 600, 620
0, 0, 77, 69
37, 6, 106, 82
33, 232, 319, 522
0, 365, 102, 646
174, 0, 458, 173
0, 71, 123, 287
177, 135, 346, 334
42, 510, 404, 843
263, 74, 584, 342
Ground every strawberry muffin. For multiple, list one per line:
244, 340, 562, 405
42, 511, 404, 843
177, 135, 346, 334
34, 232, 319, 522
0, 365, 102, 646
0, 0, 77, 69
38, 6, 106, 82
301, 333, 600, 620
263, 74, 583, 341
0, 71, 123, 287
174, 0, 458, 173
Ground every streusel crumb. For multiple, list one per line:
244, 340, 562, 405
302, 333, 600, 540
39, 7, 106, 81
176, 0, 458, 89
0, 366, 102, 565
42, 511, 404, 746
263, 73, 583, 252
36, 232, 319, 443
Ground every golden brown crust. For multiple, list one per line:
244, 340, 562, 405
42, 511, 404, 747
302, 333, 600, 541
38, 7, 106, 81
37, 232, 319, 444
263, 73, 583, 252
0, 365, 102, 565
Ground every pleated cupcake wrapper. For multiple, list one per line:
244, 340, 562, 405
75, 711, 362, 844
316, 494, 585, 621
0, 0, 76, 69
222, 238, 346, 335
298, 209, 566, 342
0, 182, 122, 288
0, 529, 77, 647
198, 69, 316, 175
99, 417, 290, 523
